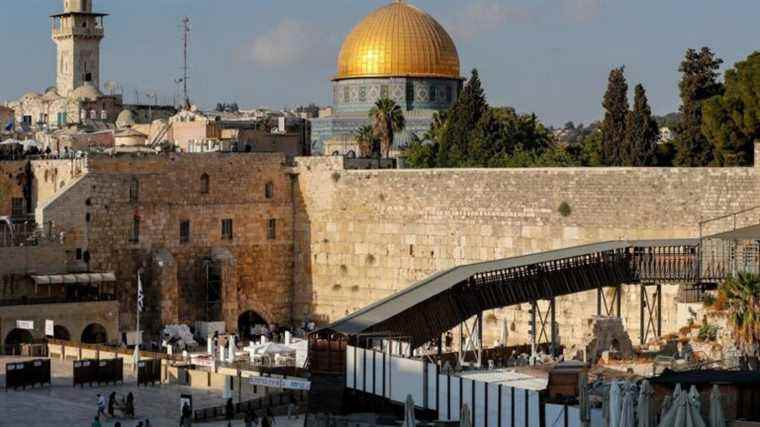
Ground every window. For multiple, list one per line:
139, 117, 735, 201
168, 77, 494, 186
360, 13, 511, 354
11, 198, 25, 217
179, 220, 190, 244
267, 219, 277, 240
100, 110, 107, 120
265, 182, 274, 199
130, 217, 140, 243
200, 173, 210, 194
222, 219, 233, 241
129, 178, 139, 203
76, 248, 82, 260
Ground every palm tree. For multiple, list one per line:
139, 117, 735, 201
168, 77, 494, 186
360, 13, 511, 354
369, 98, 406, 158
719, 272, 760, 367
354, 125, 376, 158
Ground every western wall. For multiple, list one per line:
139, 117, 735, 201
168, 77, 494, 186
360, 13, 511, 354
292, 154, 760, 347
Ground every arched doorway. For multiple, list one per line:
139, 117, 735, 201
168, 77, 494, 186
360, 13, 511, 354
4, 329, 33, 355
54, 325, 71, 341
81, 323, 108, 344
238, 310, 268, 342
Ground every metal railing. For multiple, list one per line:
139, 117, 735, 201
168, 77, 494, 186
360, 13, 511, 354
193, 391, 306, 422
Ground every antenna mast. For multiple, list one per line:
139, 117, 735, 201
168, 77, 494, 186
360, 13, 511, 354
181, 16, 191, 107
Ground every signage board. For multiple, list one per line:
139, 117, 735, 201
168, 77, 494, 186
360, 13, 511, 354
45, 320, 54, 337
16, 320, 34, 330
249, 376, 311, 391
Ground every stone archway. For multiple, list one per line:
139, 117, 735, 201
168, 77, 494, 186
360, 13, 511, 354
237, 310, 268, 342
4, 328, 33, 355
54, 325, 71, 341
81, 323, 108, 344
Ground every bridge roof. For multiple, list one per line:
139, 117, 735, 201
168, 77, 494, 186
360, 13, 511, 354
326, 239, 698, 344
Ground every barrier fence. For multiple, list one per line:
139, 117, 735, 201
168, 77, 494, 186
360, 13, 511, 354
137, 359, 161, 386
193, 391, 307, 422
5, 359, 51, 391
73, 358, 123, 387
346, 346, 541, 427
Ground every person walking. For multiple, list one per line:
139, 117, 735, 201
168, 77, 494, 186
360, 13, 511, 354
287, 394, 297, 420
108, 392, 116, 417
181, 402, 192, 427
96, 394, 107, 419
225, 398, 234, 420
126, 392, 135, 418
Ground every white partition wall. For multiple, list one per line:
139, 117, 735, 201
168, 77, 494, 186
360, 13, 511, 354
345, 346, 543, 427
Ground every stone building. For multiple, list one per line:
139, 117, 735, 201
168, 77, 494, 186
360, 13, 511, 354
0, 106, 14, 131
310, 1, 462, 155
37, 154, 295, 338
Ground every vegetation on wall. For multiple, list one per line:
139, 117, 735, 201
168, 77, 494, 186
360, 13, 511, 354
718, 272, 760, 363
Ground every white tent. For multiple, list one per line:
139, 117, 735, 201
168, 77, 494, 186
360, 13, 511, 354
637, 380, 656, 427
658, 390, 706, 427
403, 395, 416, 427
708, 385, 725, 427
609, 382, 623, 427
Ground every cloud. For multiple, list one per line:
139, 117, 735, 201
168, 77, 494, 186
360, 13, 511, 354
449, 0, 603, 39
247, 19, 324, 67
451, 1, 535, 40
562, 0, 602, 23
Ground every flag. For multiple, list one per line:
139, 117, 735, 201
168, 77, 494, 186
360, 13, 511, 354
137, 273, 144, 313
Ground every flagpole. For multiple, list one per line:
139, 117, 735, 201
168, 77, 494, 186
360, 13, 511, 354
134, 269, 142, 373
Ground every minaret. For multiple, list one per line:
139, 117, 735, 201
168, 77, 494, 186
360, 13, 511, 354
51, 0, 108, 97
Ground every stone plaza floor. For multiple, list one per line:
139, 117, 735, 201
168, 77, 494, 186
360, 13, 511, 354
0, 356, 305, 427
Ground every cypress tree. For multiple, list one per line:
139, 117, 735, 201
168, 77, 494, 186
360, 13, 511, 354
674, 47, 724, 166
601, 67, 629, 166
438, 69, 488, 167
623, 84, 659, 166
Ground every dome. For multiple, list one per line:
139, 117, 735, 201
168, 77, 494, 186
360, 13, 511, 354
335, 1, 460, 80
116, 109, 136, 128
70, 83, 103, 101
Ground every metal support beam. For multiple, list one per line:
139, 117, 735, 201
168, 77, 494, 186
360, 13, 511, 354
457, 315, 483, 368
639, 283, 662, 345
530, 299, 557, 359
597, 285, 622, 318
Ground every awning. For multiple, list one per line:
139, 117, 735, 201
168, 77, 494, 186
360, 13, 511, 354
30, 272, 116, 285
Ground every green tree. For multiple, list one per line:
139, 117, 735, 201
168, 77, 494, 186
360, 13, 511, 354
354, 125, 377, 158
674, 47, 724, 166
601, 67, 629, 166
369, 98, 406, 158
580, 131, 604, 166
719, 273, 760, 366
702, 52, 760, 166
438, 69, 489, 167
623, 84, 659, 166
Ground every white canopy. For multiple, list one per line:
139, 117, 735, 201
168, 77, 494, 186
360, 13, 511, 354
31, 272, 116, 285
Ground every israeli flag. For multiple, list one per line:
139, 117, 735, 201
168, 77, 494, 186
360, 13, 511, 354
137, 274, 144, 313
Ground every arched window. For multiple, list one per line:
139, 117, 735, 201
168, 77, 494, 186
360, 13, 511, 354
265, 182, 274, 199
200, 173, 210, 194
129, 177, 139, 203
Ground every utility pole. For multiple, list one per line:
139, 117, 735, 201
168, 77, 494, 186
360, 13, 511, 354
181, 17, 191, 107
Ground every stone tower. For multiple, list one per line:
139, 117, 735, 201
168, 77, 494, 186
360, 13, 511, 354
51, 0, 108, 97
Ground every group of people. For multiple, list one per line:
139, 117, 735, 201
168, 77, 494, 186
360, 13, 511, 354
242, 407, 277, 427
91, 392, 145, 426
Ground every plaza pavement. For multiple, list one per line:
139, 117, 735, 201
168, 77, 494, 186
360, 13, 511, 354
0, 356, 303, 427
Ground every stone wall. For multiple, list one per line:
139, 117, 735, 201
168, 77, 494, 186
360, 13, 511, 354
39, 153, 295, 336
293, 157, 760, 346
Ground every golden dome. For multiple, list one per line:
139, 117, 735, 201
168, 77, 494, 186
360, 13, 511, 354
335, 1, 460, 80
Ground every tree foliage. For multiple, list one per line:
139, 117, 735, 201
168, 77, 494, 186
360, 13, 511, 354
702, 52, 760, 166
674, 47, 724, 166
601, 67, 629, 166
404, 69, 558, 168
354, 125, 377, 158
719, 272, 760, 362
369, 98, 406, 158
623, 84, 659, 166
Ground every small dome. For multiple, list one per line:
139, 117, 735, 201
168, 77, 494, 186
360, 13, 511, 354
70, 83, 103, 101
116, 110, 136, 128
42, 88, 61, 101
23, 91, 41, 100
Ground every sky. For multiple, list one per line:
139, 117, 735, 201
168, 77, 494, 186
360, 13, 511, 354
1, 0, 758, 126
